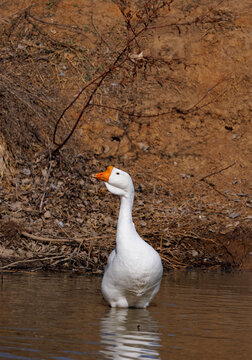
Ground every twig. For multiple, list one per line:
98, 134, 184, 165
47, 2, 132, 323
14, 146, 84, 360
21, 231, 111, 243
39, 159, 53, 211
90, 102, 175, 118
199, 161, 237, 199
118, 6, 141, 52
50, 255, 72, 267
26, 11, 90, 36
148, 0, 226, 32
0, 254, 66, 271
91, 75, 229, 117
186, 77, 229, 113
0, 75, 47, 122
21, 231, 79, 243
200, 161, 237, 181
91, 15, 111, 49
85, 240, 94, 269
160, 255, 187, 268
201, 180, 230, 199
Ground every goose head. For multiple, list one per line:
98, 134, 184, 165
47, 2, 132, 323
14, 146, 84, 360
94, 166, 134, 197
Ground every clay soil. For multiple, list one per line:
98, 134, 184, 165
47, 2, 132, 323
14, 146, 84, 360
0, 0, 251, 273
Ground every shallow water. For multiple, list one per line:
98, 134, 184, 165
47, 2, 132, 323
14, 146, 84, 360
0, 271, 252, 360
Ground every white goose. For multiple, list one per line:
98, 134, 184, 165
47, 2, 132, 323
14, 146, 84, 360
94, 166, 163, 308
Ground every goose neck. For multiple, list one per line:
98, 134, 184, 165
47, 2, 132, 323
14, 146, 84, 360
118, 193, 134, 225
116, 193, 135, 248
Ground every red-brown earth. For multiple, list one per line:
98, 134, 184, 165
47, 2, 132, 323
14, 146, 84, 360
0, 0, 251, 272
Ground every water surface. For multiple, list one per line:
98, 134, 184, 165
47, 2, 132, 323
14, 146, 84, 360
0, 271, 251, 359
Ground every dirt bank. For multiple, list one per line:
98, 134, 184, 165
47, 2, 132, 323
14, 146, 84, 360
0, 0, 251, 272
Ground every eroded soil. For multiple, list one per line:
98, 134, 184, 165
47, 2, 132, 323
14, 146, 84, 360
0, 0, 251, 272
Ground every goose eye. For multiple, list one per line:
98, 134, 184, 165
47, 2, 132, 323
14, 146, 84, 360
116, 172, 120, 175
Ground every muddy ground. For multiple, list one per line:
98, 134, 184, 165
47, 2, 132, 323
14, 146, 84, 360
0, 0, 251, 272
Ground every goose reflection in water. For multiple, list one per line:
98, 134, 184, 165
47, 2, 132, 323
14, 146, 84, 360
100, 308, 161, 359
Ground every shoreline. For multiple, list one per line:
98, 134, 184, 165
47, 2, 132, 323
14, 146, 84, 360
1, 220, 251, 272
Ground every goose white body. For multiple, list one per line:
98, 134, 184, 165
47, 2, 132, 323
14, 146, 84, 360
95, 166, 163, 308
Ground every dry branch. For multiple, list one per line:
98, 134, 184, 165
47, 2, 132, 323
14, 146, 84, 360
51, 0, 175, 154
21, 231, 111, 244
200, 161, 237, 182
21, 231, 79, 243
50, 0, 230, 155
199, 162, 237, 199
0, 254, 66, 270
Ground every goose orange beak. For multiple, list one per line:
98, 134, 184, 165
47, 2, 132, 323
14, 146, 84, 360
94, 166, 113, 182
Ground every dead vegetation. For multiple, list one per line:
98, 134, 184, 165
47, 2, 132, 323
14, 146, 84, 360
0, 153, 251, 272
0, 0, 251, 272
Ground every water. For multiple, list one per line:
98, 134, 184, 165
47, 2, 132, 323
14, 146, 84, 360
0, 271, 252, 360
